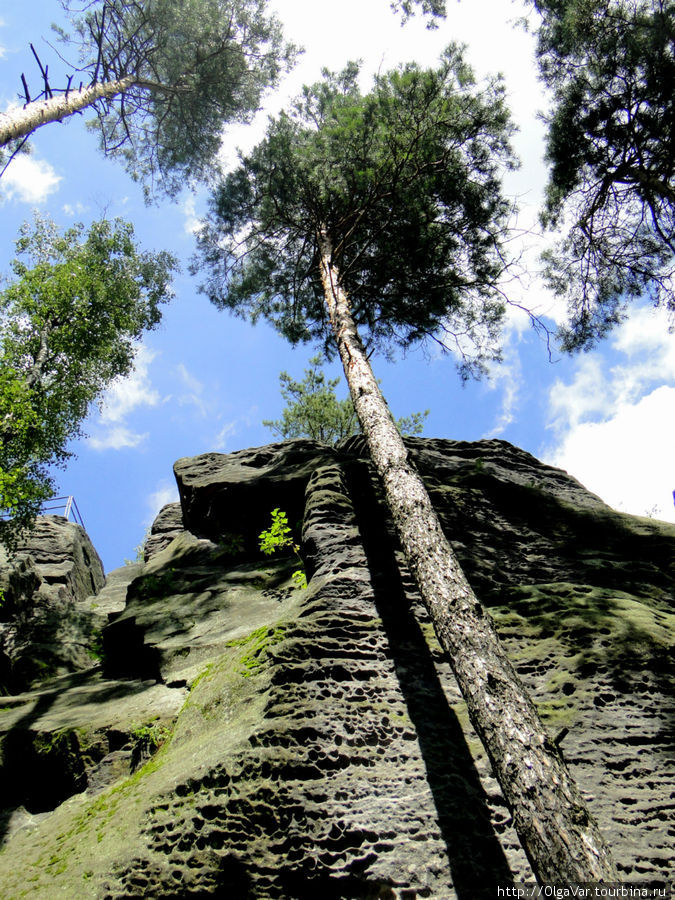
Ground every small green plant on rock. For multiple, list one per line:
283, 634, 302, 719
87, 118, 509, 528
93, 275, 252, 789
135, 568, 178, 601
218, 531, 245, 556
88, 628, 105, 663
130, 720, 172, 750
124, 526, 151, 565
258, 508, 307, 589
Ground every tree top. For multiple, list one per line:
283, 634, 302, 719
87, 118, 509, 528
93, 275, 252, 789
195, 44, 519, 379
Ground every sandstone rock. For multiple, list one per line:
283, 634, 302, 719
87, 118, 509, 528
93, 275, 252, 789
78, 562, 143, 628
0, 439, 671, 897
143, 502, 184, 562
0, 516, 105, 692
0, 534, 186, 843
0, 668, 186, 831
174, 438, 335, 552
103, 529, 305, 687
0, 515, 104, 606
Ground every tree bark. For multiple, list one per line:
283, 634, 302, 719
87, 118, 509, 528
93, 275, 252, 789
0, 76, 136, 148
317, 227, 618, 884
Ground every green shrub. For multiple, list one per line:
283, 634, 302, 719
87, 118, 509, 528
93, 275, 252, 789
258, 508, 307, 589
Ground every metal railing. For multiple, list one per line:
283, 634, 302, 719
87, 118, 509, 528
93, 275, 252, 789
39, 495, 86, 529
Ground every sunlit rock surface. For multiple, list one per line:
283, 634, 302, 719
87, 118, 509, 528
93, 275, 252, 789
0, 516, 105, 692
0, 438, 672, 897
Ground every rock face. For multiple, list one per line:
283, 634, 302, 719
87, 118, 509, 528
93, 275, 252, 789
0, 438, 672, 898
143, 502, 184, 562
0, 516, 105, 692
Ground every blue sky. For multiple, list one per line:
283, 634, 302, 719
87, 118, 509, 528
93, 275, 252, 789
1, 0, 673, 572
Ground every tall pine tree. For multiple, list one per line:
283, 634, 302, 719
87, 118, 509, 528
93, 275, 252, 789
195, 48, 617, 882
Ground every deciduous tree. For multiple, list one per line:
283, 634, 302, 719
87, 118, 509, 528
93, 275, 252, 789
0, 214, 177, 547
0, 0, 295, 197
195, 49, 617, 882
529, 0, 675, 348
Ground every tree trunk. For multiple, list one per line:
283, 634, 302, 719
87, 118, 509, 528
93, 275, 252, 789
317, 228, 618, 884
0, 76, 136, 148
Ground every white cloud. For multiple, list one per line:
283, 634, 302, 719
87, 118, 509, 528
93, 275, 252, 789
548, 387, 675, 523
88, 425, 149, 451
213, 406, 258, 450
88, 346, 162, 451
99, 347, 161, 424
176, 363, 207, 415
182, 195, 201, 235
62, 201, 87, 217
549, 308, 675, 431
145, 480, 179, 525
485, 335, 523, 437
609, 307, 675, 401
2, 154, 61, 204
214, 420, 239, 451
548, 355, 609, 430
544, 307, 675, 523
501, 226, 571, 332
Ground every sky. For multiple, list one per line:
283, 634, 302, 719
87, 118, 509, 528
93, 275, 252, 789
1, 0, 673, 573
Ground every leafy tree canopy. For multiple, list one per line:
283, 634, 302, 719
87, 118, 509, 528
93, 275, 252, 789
3, 0, 295, 198
0, 214, 177, 547
529, 0, 675, 349
195, 45, 518, 379
263, 354, 429, 445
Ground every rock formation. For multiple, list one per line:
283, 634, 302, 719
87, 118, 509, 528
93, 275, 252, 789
0, 438, 672, 898
0, 515, 105, 693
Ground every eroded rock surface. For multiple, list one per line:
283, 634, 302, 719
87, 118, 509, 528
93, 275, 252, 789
0, 516, 105, 692
0, 439, 672, 898
143, 502, 184, 562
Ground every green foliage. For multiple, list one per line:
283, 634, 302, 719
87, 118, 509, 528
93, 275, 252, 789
389, 0, 446, 26
263, 354, 429, 445
258, 508, 307, 589
134, 569, 179, 601
129, 719, 172, 750
218, 531, 245, 556
263, 355, 358, 444
0, 214, 177, 548
88, 628, 106, 663
227, 624, 287, 676
528, 0, 675, 348
195, 45, 518, 380
291, 568, 308, 590
124, 526, 151, 565
395, 410, 430, 439
12, 0, 296, 198
258, 508, 292, 555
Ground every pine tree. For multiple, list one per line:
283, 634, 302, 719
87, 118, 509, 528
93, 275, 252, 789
195, 49, 617, 882
263, 355, 428, 445
0, 0, 295, 197
529, 0, 675, 347
390, 0, 447, 24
